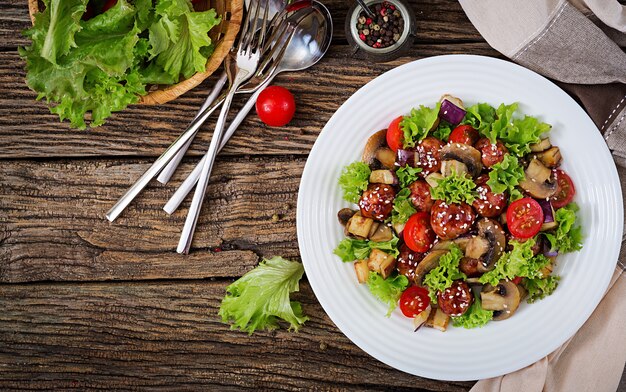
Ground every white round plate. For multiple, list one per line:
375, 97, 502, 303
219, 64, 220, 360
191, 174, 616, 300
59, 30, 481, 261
296, 55, 623, 381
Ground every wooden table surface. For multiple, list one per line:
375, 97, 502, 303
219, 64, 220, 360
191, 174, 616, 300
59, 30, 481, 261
1, 0, 625, 390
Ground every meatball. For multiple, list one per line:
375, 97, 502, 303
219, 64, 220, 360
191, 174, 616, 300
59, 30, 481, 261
430, 200, 476, 240
459, 257, 482, 278
396, 243, 425, 281
475, 138, 508, 167
416, 137, 443, 176
358, 183, 396, 221
437, 280, 474, 316
473, 181, 507, 218
408, 180, 434, 212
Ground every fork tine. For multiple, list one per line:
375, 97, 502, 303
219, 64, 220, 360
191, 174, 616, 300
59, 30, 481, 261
238, 0, 255, 50
257, 0, 271, 50
257, 23, 296, 75
243, 0, 262, 52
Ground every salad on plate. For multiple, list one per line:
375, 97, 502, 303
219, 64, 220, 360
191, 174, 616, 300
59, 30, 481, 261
334, 94, 583, 331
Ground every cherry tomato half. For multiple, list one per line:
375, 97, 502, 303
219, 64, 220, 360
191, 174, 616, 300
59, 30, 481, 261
448, 125, 479, 145
506, 197, 544, 239
399, 286, 430, 318
551, 169, 575, 209
403, 212, 436, 252
386, 116, 404, 152
255, 86, 296, 127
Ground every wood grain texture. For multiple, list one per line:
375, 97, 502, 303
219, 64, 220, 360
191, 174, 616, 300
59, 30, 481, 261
0, 43, 501, 159
0, 0, 483, 49
0, 280, 475, 391
0, 157, 304, 283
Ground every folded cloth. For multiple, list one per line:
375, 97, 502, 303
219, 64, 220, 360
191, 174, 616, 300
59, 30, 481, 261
455, 0, 626, 390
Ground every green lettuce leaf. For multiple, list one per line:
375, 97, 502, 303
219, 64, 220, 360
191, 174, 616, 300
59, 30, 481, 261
219, 256, 308, 334
423, 244, 466, 303
544, 203, 583, 253
39, 0, 87, 65
433, 123, 452, 142
523, 275, 560, 303
338, 161, 371, 204
430, 171, 476, 205
396, 165, 422, 188
367, 272, 409, 316
486, 154, 525, 201
462, 103, 496, 135
452, 296, 493, 329
400, 104, 441, 148
479, 238, 552, 287
391, 187, 417, 225
150, 1, 220, 80
504, 116, 551, 156
333, 235, 400, 262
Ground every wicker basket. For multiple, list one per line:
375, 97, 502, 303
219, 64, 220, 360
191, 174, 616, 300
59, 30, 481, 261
28, 0, 243, 105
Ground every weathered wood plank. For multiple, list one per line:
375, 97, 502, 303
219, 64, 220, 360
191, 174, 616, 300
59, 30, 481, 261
0, 43, 501, 159
0, 0, 482, 49
0, 279, 475, 391
0, 157, 304, 283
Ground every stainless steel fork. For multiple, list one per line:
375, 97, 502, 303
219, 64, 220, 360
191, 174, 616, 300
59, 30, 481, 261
177, 0, 272, 254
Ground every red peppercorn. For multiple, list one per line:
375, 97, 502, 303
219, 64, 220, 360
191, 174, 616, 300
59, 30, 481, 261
359, 33, 366, 41
366, 17, 372, 24
389, 4, 396, 10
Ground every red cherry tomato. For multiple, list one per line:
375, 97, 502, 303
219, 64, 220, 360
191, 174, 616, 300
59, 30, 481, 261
399, 286, 431, 318
551, 169, 575, 209
511, 276, 523, 285
506, 197, 544, 239
82, 3, 95, 20
403, 212, 436, 253
255, 86, 296, 127
386, 116, 404, 152
102, 0, 117, 12
449, 125, 479, 145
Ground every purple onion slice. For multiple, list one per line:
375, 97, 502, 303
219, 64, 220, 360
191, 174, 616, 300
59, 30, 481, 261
396, 148, 417, 167
537, 199, 554, 223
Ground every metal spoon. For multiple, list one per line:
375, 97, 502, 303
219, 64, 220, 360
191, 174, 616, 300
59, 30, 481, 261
163, 0, 333, 215
356, 0, 376, 19
156, 0, 290, 185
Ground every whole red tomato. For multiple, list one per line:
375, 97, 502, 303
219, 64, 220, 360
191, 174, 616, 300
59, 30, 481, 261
256, 86, 296, 127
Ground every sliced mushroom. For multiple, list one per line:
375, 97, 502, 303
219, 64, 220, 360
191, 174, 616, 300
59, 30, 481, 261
474, 218, 507, 273
465, 236, 490, 259
362, 130, 389, 168
414, 250, 448, 285
480, 281, 522, 321
441, 160, 468, 177
367, 249, 396, 279
530, 138, 551, 152
346, 212, 375, 239
369, 169, 398, 185
439, 143, 483, 177
432, 237, 471, 252
354, 259, 369, 284
367, 222, 381, 239
519, 158, 558, 199
337, 208, 356, 226
532, 146, 562, 169
369, 223, 393, 242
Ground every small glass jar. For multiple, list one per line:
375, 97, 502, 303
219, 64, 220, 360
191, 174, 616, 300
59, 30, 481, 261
345, 0, 416, 62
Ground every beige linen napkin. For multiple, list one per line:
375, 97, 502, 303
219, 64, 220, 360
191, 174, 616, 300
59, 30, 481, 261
456, 1, 626, 390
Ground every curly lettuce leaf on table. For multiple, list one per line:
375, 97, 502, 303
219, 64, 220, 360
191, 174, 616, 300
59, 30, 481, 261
19, 0, 220, 129
219, 256, 308, 334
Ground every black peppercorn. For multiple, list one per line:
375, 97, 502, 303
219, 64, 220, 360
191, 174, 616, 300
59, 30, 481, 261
356, 1, 404, 49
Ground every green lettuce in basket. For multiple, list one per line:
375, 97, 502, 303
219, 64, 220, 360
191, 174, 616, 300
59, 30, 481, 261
19, 0, 221, 129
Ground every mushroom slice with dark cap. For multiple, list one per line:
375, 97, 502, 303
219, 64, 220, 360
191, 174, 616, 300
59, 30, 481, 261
362, 130, 395, 169
519, 158, 558, 199
480, 281, 523, 321
439, 143, 483, 177
465, 218, 507, 273
414, 250, 448, 285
